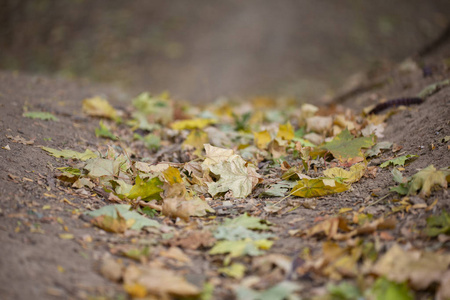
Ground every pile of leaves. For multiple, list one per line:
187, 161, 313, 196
36, 91, 449, 299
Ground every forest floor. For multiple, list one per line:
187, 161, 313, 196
0, 47, 449, 300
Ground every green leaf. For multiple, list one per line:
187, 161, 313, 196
425, 211, 450, 237
367, 277, 413, 300
85, 204, 160, 230
321, 129, 374, 161
41, 147, 98, 161
380, 155, 418, 168
389, 185, 408, 195
23, 111, 59, 121
391, 168, 404, 184
327, 282, 362, 300
127, 176, 163, 201
221, 213, 271, 230
95, 121, 117, 140
291, 178, 349, 198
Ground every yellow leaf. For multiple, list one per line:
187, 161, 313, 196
124, 283, 148, 298
291, 178, 349, 198
59, 233, 74, 240
408, 165, 449, 197
323, 163, 367, 183
82, 96, 117, 120
277, 122, 295, 141
162, 166, 183, 184
218, 263, 246, 279
171, 118, 216, 130
182, 129, 209, 156
254, 130, 272, 149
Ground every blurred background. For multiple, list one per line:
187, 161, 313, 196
1, 0, 449, 102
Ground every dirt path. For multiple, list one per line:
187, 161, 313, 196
0, 50, 449, 299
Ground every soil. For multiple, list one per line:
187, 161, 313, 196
0, 49, 449, 299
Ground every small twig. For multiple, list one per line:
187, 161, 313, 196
367, 193, 391, 207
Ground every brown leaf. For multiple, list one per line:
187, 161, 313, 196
169, 230, 215, 250
123, 265, 200, 298
91, 210, 129, 233
372, 244, 450, 290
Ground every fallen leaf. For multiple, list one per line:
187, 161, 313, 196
408, 165, 449, 197
41, 147, 98, 161
82, 96, 118, 120
159, 247, 191, 264
128, 176, 163, 201
380, 155, 418, 168
254, 130, 272, 149
95, 120, 117, 140
209, 239, 273, 259
291, 178, 349, 198
276, 122, 295, 141
372, 244, 450, 290
425, 210, 450, 237
365, 141, 392, 157
23, 111, 59, 121
306, 116, 333, 133
219, 263, 246, 279
235, 281, 301, 300
207, 155, 260, 198
169, 230, 216, 250
86, 204, 160, 230
171, 118, 216, 130
221, 213, 271, 230
202, 144, 235, 166
368, 277, 413, 300
182, 129, 209, 156
123, 265, 200, 298
91, 210, 129, 233
321, 129, 374, 162
323, 163, 367, 184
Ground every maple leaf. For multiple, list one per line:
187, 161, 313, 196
253, 130, 272, 149
276, 122, 295, 141
291, 178, 349, 198
41, 146, 98, 161
372, 244, 450, 290
207, 156, 260, 198
123, 265, 200, 298
182, 129, 209, 156
321, 129, 374, 162
365, 141, 392, 157
82, 96, 118, 120
380, 154, 418, 168
127, 176, 163, 201
323, 163, 367, 184
408, 165, 449, 197
86, 204, 160, 230
202, 144, 235, 167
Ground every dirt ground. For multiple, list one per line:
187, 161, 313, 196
0, 45, 449, 299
